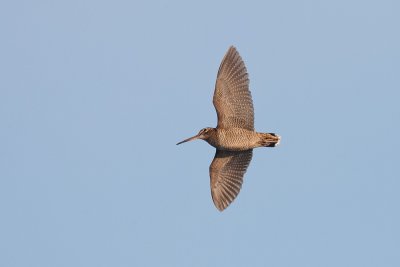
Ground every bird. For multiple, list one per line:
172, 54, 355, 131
177, 46, 280, 211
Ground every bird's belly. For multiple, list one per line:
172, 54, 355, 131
208, 128, 258, 151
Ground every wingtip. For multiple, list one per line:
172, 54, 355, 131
212, 197, 227, 212
216, 205, 225, 212
215, 207, 225, 212
228, 45, 238, 54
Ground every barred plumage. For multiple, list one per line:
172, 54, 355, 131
214, 47, 254, 131
177, 46, 280, 211
210, 150, 253, 211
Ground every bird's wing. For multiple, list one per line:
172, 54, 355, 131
213, 46, 254, 131
209, 149, 253, 211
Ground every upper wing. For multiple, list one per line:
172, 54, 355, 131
213, 46, 254, 131
209, 149, 253, 211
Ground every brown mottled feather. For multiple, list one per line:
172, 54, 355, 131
213, 46, 254, 131
209, 149, 253, 211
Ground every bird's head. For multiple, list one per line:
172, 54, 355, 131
176, 127, 214, 145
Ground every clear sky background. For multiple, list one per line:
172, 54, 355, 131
1, 1, 399, 266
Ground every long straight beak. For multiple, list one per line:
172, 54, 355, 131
176, 134, 200, 145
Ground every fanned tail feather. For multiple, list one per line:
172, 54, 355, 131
258, 133, 280, 147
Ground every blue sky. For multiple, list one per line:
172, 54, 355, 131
1, 1, 399, 266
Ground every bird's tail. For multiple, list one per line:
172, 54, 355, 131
258, 133, 281, 147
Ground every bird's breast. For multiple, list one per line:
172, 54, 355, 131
206, 128, 259, 151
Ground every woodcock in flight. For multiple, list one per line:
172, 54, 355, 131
177, 46, 280, 211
